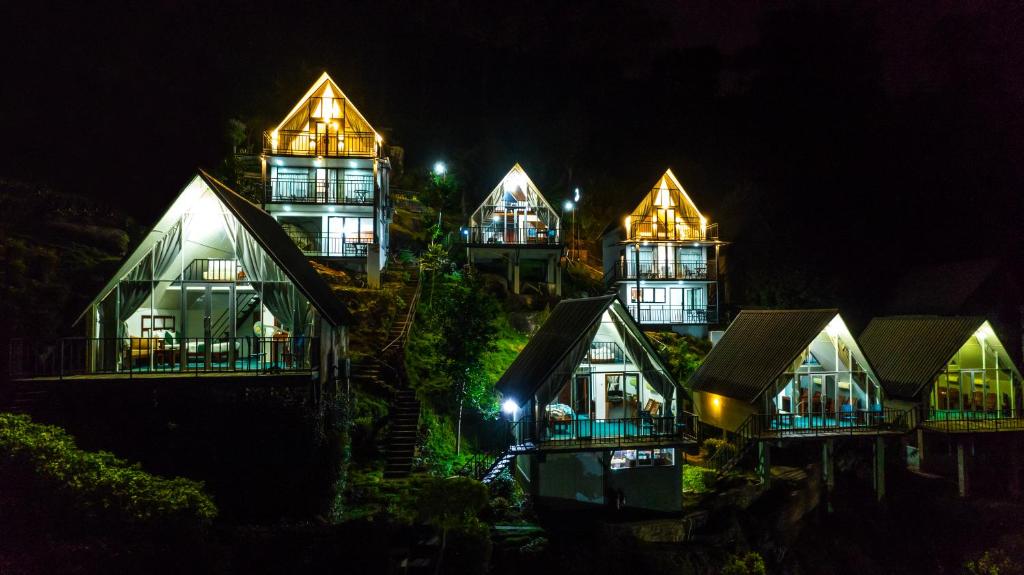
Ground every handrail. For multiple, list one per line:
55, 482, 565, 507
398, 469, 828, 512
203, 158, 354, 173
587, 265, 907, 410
265, 176, 374, 205
264, 129, 378, 158
626, 218, 719, 242
382, 263, 423, 354
628, 305, 719, 325
463, 226, 561, 246
918, 406, 1024, 432
287, 232, 371, 258
509, 415, 685, 449
611, 260, 716, 282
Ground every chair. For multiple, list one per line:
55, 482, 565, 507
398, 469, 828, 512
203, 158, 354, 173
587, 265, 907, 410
839, 403, 856, 424
644, 399, 662, 417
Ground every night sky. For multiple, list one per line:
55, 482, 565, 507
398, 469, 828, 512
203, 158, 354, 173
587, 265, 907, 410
3, 1, 1023, 318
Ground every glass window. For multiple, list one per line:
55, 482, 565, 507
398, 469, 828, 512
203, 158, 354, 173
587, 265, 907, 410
610, 448, 674, 470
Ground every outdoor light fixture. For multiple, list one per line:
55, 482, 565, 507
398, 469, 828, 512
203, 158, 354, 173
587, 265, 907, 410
564, 200, 574, 211
502, 399, 519, 415
574, 187, 581, 202
433, 161, 447, 176
283, 205, 292, 212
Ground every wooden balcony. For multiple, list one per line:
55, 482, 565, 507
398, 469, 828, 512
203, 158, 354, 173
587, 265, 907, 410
264, 129, 378, 158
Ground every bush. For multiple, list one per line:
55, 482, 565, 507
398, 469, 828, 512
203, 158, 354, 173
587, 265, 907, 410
704, 437, 737, 461
721, 552, 767, 575
965, 533, 1024, 575
683, 465, 716, 493
0, 413, 216, 532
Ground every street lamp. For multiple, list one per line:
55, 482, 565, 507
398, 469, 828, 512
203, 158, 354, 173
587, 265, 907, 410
433, 161, 447, 177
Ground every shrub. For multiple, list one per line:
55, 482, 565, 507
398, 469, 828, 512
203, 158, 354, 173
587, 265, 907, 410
721, 552, 767, 575
683, 465, 716, 493
0, 413, 216, 532
965, 534, 1024, 575
704, 437, 737, 461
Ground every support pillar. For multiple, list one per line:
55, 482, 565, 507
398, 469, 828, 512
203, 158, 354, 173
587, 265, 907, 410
367, 244, 381, 288
1011, 436, 1022, 499
555, 256, 562, 296
506, 255, 515, 293
822, 439, 835, 513
916, 428, 925, 469
757, 441, 771, 485
957, 440, 969, 498
873, 436, 886, 502
512, 251, 521, 294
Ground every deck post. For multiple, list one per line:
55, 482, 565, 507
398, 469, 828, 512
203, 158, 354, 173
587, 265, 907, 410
873, 436, 886, 502
757, 441, 771, 485
513, 251, 521, 294
823, 439, 835, 513
916, 428, 925, 468
957, 440, 969, 498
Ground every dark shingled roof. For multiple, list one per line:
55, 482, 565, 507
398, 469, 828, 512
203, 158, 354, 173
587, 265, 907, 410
496, 295, 616, 403
859, 316, 984, 400
198, 170, 351, 327
689, 309, 839, 403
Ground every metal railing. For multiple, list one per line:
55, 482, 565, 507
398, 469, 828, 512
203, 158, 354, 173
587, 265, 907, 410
286, 232, 371, 257
464, 226, 561, 246
919, 407, 1024, 432
9, 336, 319, 379
509, 413, 696, 449
628, 305, 718, 325
628, 218, 719, 242
265, 177, 374, 205
610, 260, 716, 282
184, 259, 244, 282
264, 129, 377, 158
760, 407, 912, 437
586, 341, 624, 364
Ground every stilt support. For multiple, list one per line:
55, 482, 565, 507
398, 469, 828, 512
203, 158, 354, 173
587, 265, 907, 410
823, 439, 835, 513
957, 441, 969, 498
757, 441, 771, 485
873, 436, 886, 502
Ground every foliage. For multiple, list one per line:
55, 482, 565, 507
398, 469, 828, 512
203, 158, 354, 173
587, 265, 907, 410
416, 476, 489, 531
0, 413, 216, 531
964, 534, 1024, 575
682, 465, 716, 493
704, 437, 738, 461
721, 552, 767, 575
645, 330, 712, 389
418, 410, 469, 476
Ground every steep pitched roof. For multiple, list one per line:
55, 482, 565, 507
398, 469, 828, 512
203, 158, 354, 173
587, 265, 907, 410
274, 71, 377, 137
77, 172, 350, 328
197, 171, 351, 327
859, 316, 995, 400
496, 295, 614, 403
628, 168, 705, 222
689, 309, 840, 402
469, 163, 559, 228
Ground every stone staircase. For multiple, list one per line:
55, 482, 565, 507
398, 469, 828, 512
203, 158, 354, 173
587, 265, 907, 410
381, 262, 423, 479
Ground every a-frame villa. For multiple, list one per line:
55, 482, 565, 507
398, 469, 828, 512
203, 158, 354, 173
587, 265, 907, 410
496, 295, 696, 512
601, 169, 723, 337
688, 309, 910, 497
12, 171, 350, 394
466, 164, 562, 296
860, 316, 1024, 496
260, 72, 392, 287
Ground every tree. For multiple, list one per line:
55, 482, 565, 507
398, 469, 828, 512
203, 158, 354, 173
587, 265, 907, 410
434, 271, 499, 453
416, 476, 489, 575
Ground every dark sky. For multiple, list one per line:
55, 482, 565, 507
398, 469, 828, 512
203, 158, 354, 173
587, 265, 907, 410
3, 0, 1022, 314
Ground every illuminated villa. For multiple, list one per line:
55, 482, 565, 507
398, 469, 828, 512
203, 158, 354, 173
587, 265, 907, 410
260, 72, 392, 287
466, 164, 563, 295
601, 169, 723, 337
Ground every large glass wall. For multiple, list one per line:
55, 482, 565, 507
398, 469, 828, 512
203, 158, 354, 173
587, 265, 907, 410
928, 330, 1018, 419
93, 186, 319, 373
762, 325, 884, 429
540, 307, 677, 441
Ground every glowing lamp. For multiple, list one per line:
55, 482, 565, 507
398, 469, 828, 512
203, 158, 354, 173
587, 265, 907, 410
502, 399, 519, 415
564, 200, 574, 211
433, 161, 447, 176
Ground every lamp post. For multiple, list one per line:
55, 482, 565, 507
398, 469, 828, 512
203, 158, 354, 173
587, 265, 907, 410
563, 200, 574, 260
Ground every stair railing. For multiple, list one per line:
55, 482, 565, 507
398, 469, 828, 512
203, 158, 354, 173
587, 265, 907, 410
381, 262, 423, 355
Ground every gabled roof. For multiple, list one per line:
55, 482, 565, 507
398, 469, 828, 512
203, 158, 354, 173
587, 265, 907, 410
76, 171, 350, 327
689, 309, 840, 402
469, 163, 559, 228
629, 168, 705, 223
275, 72, 377, 137
198, 171, 351, 326
859, 316, 1021, 400
496, 295, 674, 404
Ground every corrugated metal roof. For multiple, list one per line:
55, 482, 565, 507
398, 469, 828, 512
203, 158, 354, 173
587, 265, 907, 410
859, 316, 984, 400
199, 170, 352, 327
689, 309, 839, 403
496, 295, 615, 403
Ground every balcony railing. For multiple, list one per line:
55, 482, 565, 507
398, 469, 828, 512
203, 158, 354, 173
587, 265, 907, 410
759, 407, 913, 438
265, 177, 374, 205
627, 217, 719, 242
465, 226, 561, 246
628, 305, 718, 325
610, 260, 716, 282
586, 341, 624, 364
919, 407, 1024, 433
184, 259, 244, 282
509, 413, 696, 449
9, 336, 318, 379
264, 129, 377, 158
287, 232, 370, 258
